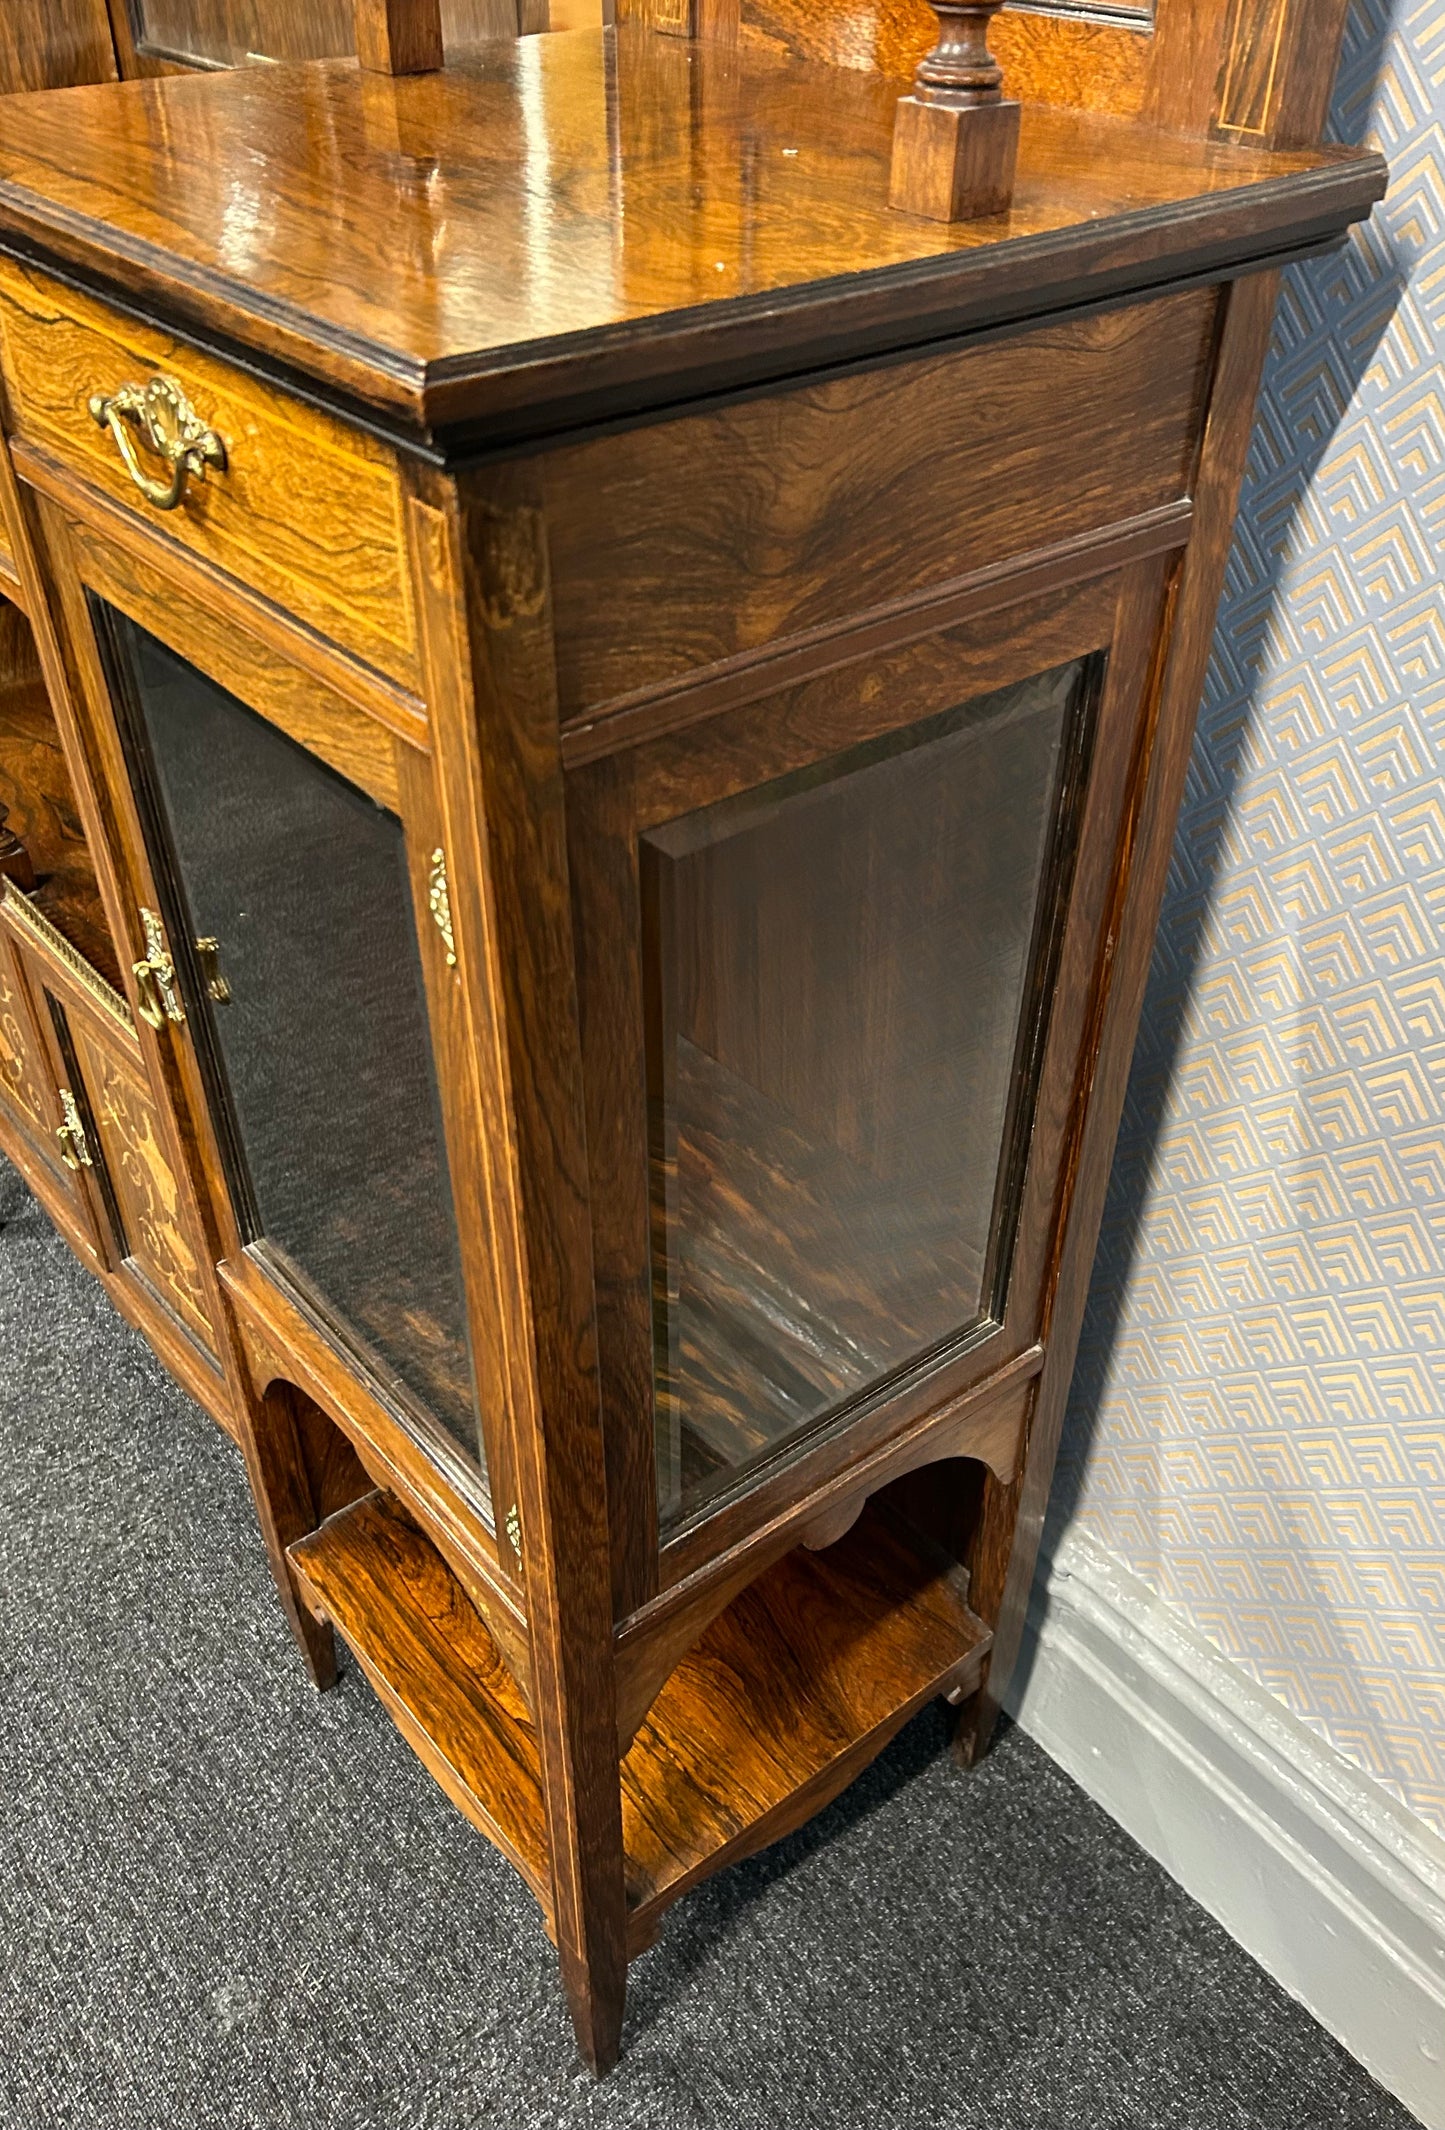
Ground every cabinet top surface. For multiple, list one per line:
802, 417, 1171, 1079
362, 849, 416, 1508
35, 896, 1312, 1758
0, 27, 1384, 444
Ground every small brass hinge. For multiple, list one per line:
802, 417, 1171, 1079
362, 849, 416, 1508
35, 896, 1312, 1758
56, 1087, 93, 1171
194, 936, 232, 1004
505, 1503, 522, 1557
428, 848, 457, 967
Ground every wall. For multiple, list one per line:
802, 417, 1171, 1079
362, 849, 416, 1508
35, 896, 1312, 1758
1053, 0, 1445, 1841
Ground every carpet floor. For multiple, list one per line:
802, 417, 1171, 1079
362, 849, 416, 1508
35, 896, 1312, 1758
0, 1155, 1417, 2130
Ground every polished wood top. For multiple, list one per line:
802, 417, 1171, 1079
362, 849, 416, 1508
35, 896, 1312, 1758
0, 27, 1384, 446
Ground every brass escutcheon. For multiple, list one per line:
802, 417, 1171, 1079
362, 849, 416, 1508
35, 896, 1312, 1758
428, 848, 458, 967
133, 906, 187, 1030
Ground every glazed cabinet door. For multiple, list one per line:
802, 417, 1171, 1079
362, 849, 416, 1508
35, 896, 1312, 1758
39, 505, 504, 1521
568, 563, 1171, 1584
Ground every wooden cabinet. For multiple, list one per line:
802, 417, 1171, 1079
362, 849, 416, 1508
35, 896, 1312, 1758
0, 14, 1383, 2075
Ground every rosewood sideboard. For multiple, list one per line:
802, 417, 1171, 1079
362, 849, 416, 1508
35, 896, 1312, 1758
0, 11, 1383, 2070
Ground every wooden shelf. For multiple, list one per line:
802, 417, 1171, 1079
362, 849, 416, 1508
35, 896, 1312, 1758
289, 1489, 989, 1950
288, 1491, 553, 1915
620, 1499, 990, 1935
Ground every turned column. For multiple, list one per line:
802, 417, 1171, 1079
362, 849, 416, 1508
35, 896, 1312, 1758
889, 0, 1020, 223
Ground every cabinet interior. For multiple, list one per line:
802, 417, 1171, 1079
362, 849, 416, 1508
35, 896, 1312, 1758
0, 591, 120, 990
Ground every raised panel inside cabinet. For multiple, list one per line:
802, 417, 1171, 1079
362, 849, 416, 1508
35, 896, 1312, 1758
0, 1, 119, 93
127, 0, 525, 68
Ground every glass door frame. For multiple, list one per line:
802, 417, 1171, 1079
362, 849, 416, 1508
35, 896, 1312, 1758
36, 490, 518, 1542
566, 562, 1171, 1595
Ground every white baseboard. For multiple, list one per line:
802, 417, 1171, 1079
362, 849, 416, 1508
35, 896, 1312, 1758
1005, 1526, 1445, 2129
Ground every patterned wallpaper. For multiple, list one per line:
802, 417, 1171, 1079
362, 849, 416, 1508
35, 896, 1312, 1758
1058, 0, 1445, 1837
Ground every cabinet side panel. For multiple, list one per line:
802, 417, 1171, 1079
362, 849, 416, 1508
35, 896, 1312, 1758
544, 289, 1217, 725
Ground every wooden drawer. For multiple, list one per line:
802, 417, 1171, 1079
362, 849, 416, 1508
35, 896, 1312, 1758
0, 261, 420, 692
543, 285, 1219, 729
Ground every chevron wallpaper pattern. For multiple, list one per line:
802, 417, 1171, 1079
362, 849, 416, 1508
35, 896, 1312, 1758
1060, 0, 1445, 1836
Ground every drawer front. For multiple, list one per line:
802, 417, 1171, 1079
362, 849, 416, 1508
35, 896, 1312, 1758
543, 285, 1218, 727
0, 263, 420, 692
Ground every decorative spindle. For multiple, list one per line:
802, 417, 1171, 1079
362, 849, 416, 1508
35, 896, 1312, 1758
889, 1, 1020, 224
0, 804, 35, 892
352, 0, 444, 74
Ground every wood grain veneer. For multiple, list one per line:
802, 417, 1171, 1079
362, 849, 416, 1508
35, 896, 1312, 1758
659, 0, 1351, 152
118, 0, 529, 73
620, 1496, 991, 1929
0, 31, 1383, 442
544, 288, 1215, 723
290, 1483, 991, 1949
290, 1489, 554, 1902
0, 2, 119, 94
0, 920, 61, 1155
0, 262, 421, 689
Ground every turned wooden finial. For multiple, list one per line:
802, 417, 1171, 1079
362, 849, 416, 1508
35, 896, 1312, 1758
889, 1, 1020, 223
352, 0, 444, 74
0, 804, 35, 892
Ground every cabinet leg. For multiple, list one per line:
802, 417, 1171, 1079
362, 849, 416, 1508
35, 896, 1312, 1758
951, 1681, 1001, 1768
237, 1381, 340, 1691
953, 1466, 1023, 1767
561, 1939, 626, 2077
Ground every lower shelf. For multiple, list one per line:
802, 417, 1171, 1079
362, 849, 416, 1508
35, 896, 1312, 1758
288, 1492, 553, 1909
289, 1490, 991, 1951
621, 1502, 991, 1933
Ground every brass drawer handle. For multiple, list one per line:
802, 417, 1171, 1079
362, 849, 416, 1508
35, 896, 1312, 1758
87, 377, 226, 512
133, 906, 186, 1030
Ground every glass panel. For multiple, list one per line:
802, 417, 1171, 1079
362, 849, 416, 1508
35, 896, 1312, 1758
645, 660, 1091, 1525
126, 0, 546, 68
103, 609, 486, 1478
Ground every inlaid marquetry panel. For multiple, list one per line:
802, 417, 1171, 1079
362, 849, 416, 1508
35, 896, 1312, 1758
1065, 0, 1445, 1838
1216, 0, 1292, 136
0, 927, 56, 1152
69, 1019, 218, 1354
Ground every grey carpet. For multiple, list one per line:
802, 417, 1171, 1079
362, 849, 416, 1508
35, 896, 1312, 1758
0, 1154, 1415, 2130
